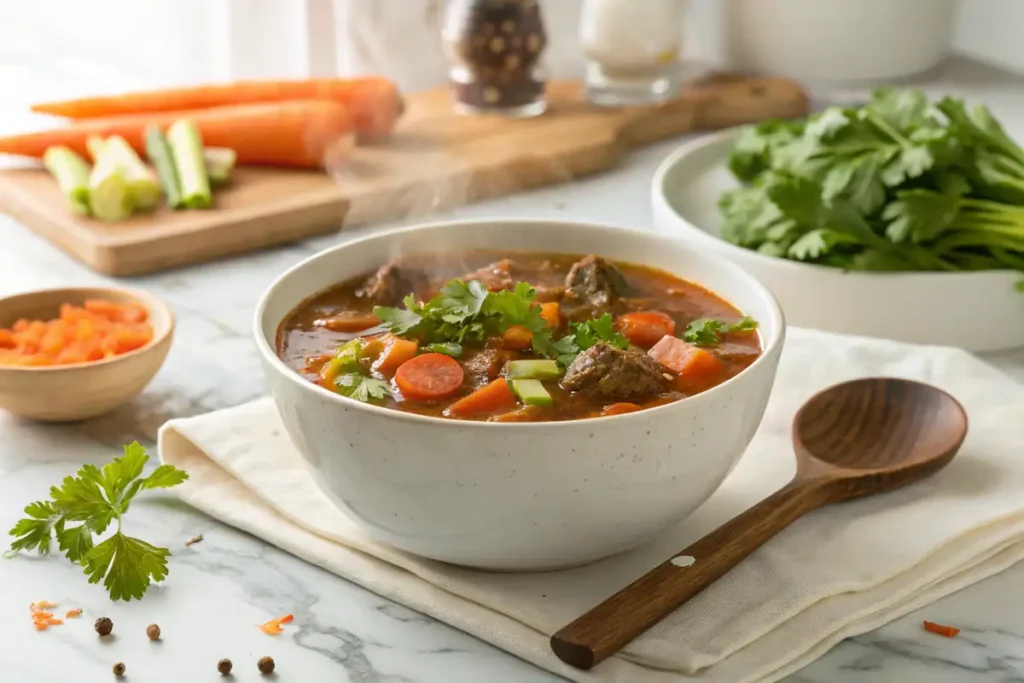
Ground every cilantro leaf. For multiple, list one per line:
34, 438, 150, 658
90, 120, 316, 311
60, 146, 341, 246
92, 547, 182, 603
572, 314, 628, 351
142, 465, 190, 490
787, 229, 859, 261
7, 442, 188, 602
882, 190, 961, 244
335, 374, 391, 403
373, 304, 422, 336
728, 119, 805, 182
57, 522, 95, 564
682, 317, 758, 347
83, 532, 169, 602
8, 501, 62, 555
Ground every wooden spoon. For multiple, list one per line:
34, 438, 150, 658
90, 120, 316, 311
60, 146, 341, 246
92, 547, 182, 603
551, 377, 968, 670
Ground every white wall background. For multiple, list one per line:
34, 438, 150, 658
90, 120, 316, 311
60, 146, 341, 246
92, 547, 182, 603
0, 0, 1020, 101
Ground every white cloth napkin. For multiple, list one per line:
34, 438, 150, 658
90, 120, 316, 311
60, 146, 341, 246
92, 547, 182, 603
158, 328, 1024, 683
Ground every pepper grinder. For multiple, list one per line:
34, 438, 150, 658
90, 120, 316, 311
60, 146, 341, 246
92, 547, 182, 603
442, 0, 548, 117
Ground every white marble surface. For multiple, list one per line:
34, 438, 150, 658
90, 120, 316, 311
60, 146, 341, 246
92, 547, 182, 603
3, 58, 1024, 682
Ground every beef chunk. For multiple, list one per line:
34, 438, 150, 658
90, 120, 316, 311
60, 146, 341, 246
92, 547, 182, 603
460, 259, 517, 292
462, 349, 510, 387
560, 342, 666, 401
356, 262, 418, 307
563, 255, 628, 313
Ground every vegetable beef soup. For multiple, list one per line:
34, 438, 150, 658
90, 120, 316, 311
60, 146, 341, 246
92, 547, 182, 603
276, 251, 762, 422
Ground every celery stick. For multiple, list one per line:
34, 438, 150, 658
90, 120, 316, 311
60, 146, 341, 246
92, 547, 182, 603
88, 148, 132, 222
42, 146, 91, 216
204, 147, 236, 187
86, 136, 106, 162
144, 126, 184, 209
98, 136, 160, 211
167, 120, 211, 209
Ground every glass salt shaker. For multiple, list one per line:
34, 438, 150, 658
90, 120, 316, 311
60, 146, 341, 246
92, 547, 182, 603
442, 0, 548, 117
579, 0, 685, 106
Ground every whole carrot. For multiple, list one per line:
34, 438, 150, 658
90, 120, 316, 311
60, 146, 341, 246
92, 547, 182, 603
0, 100, 353, 168
31, 77, 403, 140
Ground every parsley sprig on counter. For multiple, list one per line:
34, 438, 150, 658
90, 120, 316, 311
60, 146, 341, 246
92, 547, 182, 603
719, 88, 1024, 281
7, 442, 188, 602
374, 279, 626, 365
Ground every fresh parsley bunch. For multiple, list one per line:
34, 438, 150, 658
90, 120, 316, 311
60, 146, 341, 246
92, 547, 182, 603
719, 88, 1024, 281
8, 442, 188, 602
374, 279, 628, 370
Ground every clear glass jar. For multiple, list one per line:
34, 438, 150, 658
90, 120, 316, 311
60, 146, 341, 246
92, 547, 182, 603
579, 0, 684, 106
442, 0, 549, 117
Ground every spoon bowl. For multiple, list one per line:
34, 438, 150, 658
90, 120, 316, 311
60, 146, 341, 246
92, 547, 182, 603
551, 378, 969, 670
794, 378, 968, 500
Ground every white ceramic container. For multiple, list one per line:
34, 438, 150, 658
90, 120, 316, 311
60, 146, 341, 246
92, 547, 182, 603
254, 219, 785, 570
651, 130, 1024, 352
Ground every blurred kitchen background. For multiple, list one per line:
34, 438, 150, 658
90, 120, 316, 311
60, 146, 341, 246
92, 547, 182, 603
3, 1, 1024, 109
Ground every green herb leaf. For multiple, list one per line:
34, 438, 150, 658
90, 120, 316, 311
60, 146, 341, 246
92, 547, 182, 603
423, 342, 463, 357
334, 373, 391, 403
373, 303, 422, 336
7, 442, 188, 602
83, 532, 170, 602
682, 317, 758, 347
572, 314, 628, 351
882, 190, 961, 244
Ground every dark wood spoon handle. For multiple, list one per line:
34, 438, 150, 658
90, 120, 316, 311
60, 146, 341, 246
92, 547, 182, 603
550, 478, 829, 670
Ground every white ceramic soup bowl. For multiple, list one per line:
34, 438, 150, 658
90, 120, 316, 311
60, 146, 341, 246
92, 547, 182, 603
254, 219, 785, 570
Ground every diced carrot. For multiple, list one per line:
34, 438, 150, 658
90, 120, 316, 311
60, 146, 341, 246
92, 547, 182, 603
648, 336, 724, 381
258, 614, 295, 636
30, 601, 58, 611
395, 353, 464, 401
923, 621, 960, 638
602, 402, 642, 416
65, 608, 83, 618
277, 614, 294, 624
446, 378, 519, 418
315, 312, 381, 333
501, 325, 533, 350
34, 623, 48, 631
372, 337, 419, 375
46, 618, 63, 626
360, 334, 387, 361
84, 298, 125, 320
617, 311, 676, 348
0, 329, 14, 348
539, 302, 561, 330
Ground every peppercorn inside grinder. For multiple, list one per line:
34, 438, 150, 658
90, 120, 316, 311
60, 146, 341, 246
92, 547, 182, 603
443, 0, 548, 117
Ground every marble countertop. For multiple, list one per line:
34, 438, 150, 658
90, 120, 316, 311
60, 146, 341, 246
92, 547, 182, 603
3, 58, 1024, 682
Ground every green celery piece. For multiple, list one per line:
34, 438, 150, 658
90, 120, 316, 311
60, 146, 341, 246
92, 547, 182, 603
94, 135, 161, 210
509, 379, 553, 407
204, 147, 236, 187
144, 126, 184, 209
42, 146, 91, 216
88, 148, 133, 222
506, 359, 562, 380
167, 120, 212, 209
86, 135, 106, 162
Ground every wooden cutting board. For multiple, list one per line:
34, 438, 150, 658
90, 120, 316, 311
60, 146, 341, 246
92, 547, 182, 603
0, 74, 808, 276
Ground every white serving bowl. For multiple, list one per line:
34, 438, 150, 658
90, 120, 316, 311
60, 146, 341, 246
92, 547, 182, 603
652, 130, 1024, 352
254, 219, 785, 570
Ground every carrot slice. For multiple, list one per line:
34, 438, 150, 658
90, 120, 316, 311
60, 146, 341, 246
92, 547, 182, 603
923, 621, 960, 638
372, 337, 419, 375
31, 77, 403, 140
0, 100, 353, 168
395, 353, 465, 401
648, 336, 724, 381
539, 302, 561, 330
446, 378, 518, 418
602, 402, 642, 416
617, 311, 676, 348
501, 325, 533, 350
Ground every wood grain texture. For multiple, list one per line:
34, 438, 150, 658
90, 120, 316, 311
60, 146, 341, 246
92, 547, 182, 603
0, 74, 808, 276
550, 378, 968, 670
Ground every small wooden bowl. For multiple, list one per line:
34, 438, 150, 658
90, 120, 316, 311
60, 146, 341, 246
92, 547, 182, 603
0, 287, 174, 422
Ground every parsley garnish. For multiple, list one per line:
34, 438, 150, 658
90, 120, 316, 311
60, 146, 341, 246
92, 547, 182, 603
682, 317, 758, 347
548, 314, 630, 366
718, 88, 1024, 284
334, 373, 391, 403
7, 442, 188, 602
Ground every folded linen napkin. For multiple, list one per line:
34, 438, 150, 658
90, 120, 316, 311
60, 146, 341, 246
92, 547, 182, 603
158, 328, 1024, 683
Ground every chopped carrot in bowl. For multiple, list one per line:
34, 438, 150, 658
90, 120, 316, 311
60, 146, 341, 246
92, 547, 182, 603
0, 299, 153, 367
